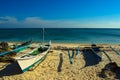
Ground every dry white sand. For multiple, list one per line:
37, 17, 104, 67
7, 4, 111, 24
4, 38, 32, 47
0, 43, 120, 80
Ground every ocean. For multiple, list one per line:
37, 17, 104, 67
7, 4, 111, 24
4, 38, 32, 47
0, 28, 120, 44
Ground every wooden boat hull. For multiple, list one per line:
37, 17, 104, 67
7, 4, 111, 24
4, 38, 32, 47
17, 50, 49, 72
16, 41, 51, 72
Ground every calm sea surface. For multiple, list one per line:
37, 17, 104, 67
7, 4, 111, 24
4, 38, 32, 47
0, 28, 120, 44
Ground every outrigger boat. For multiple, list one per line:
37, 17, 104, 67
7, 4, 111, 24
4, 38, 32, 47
0, 40, 32, 56
15, 28, 51, 72
15, 41, 51, 72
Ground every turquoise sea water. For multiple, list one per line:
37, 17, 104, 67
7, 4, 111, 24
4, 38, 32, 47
0, 28, 120, 44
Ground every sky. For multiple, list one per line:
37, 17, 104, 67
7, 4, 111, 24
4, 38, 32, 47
0, 0, 120, 28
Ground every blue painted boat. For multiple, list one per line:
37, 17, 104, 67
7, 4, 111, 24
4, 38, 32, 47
0, 40, 32, 56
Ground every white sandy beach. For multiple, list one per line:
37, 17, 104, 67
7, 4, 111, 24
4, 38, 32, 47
0, 43, 120, 80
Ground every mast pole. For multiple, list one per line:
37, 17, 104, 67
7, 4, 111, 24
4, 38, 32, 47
43, 27, 44, 45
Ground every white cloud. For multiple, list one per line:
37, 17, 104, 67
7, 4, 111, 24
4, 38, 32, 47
0, 16, 18, 23
0, 16, 120, 28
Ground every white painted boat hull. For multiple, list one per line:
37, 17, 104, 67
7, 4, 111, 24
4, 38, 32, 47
16, 41, 51, 72
17, 51, 48, 72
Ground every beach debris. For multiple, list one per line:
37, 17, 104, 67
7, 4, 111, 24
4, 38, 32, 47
48, 50, 53, 53
0, 42, 9, 50
53, 46, 80, 51
99, 62, 120, 79
53, 46, 68, 50
0, 54, 15, 62
57, 53, 63, 72
68, 48, 73, 64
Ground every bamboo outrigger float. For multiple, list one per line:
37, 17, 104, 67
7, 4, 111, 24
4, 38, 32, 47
0, 40, 32, 56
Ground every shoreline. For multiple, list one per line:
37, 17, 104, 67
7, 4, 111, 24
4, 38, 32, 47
0, 41, 120, 45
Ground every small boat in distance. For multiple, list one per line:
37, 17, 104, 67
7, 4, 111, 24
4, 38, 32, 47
0, 40, 32, 56
15, 28, 51, 72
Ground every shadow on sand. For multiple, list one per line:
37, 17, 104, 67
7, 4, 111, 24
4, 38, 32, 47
0, 62, 22, 77
82, 44, 102, 67
57, 53, 63, 72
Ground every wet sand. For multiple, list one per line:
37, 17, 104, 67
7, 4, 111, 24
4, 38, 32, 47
0, 43, 120, 80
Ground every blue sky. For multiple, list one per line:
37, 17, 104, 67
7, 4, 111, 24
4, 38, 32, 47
0, 0, 120, 28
